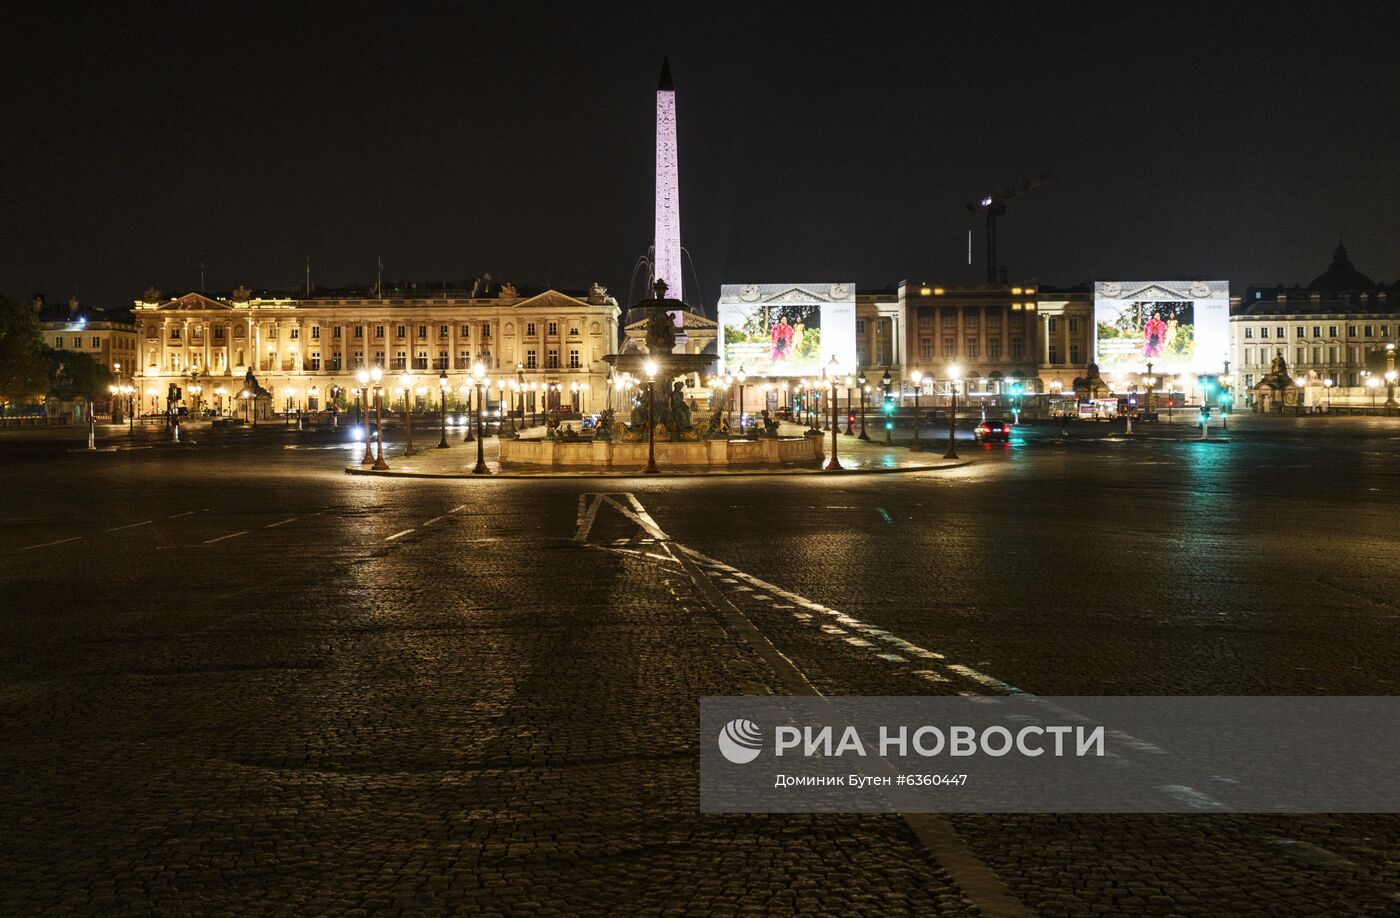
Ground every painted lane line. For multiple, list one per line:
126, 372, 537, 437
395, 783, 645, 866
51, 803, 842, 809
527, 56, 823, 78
20, 536, 83, 551
105, 520, 153, 532
448, 504, 467, 514
264, 518, 298, 529
385, 528, 415, 541
202, 530, 249, 545
422, 515, 446, 526
170, 511, 195, 519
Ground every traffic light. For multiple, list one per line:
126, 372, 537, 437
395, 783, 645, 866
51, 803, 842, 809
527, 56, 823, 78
882, 397, 894, 429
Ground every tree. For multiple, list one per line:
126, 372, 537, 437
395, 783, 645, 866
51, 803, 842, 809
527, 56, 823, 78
43, 347, 113, 402
0, 295, 48, 409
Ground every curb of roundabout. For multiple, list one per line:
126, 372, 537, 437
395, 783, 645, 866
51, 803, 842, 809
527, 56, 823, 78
343, 458, 971, 480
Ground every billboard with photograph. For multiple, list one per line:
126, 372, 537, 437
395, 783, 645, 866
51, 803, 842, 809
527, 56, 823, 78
717, 283, 857, 377
1093, 281, 1229, 375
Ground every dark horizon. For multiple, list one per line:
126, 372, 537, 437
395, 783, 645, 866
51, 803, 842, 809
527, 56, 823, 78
5, 1, 1398, 308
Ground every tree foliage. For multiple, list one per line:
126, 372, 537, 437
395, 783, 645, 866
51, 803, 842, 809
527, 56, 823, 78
0, 296, 48, 407
43, 347, 113, 402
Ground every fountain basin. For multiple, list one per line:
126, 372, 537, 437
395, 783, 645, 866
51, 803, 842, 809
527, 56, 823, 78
499, 435, 821, 470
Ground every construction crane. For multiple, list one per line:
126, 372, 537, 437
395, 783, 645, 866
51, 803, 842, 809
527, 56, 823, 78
966, 172, 1050, 283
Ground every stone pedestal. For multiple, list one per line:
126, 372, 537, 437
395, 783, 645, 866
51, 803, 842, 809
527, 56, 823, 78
499, 436, 821, 470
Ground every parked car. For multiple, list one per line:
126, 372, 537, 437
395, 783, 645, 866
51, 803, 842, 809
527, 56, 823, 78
974, 419, 1012, 443
775, 406, 794, 421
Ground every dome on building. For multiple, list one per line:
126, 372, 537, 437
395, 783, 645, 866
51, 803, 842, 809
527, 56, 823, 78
1309, 243, 1375, 291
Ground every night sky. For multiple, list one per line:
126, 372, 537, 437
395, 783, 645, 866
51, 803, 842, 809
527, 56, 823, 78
5, 1, 1398, 311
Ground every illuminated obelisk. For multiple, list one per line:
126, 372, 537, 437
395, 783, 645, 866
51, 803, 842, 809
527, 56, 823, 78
654, 57, 683, 309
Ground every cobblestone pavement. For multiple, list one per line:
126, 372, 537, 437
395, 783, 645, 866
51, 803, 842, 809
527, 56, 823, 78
1, 416, 1398, 915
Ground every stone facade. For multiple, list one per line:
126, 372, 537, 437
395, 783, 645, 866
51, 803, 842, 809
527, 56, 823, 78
132, 287, 620, 417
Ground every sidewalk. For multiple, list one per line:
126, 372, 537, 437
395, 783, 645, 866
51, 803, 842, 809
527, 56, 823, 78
344, 422, 968, 478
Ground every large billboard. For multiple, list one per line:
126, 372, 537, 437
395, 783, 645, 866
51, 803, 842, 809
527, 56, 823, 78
1093, 281, 1229, 375
717, 283, 857, 377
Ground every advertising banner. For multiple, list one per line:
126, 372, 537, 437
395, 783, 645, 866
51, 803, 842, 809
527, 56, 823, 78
1093, 281, 1229, 375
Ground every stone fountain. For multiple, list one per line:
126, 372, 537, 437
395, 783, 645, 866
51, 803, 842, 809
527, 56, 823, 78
498, 280, 822, 471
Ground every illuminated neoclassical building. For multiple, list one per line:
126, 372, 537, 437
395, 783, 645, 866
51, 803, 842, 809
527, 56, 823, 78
132, 284, 620, 417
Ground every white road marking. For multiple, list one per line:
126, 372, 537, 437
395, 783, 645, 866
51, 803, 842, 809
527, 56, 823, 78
448, 504, 467, 513
422, 515, 446, 526
170, 511, 195, 519
202, 530, 249, 544
385, 528, 415, 541
105, 520, 152, 532
20, 536, 82, 551
264, 518, 297, 528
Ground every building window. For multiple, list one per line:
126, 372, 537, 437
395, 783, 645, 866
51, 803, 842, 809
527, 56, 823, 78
919, 337, 932, 359
857, 320, 867, 334
1048, 317, 1057, 334
1312, 346, 1322, 363
437, 350, 448, 369
308, 353, 321, 371
333, 326, 342, 339
1312, 326, 1320, 338
1275, 327, 1284, 338
1070, 344, 1081, 364
54, 336, 63, 347
1245, 374, 1254, 388
374, 351, 384, 366
439, 324, 449, 338
290, 326, 300, 339
354, 326, 364, 338
962, 307, 979, 325
1048, 344, 1059, 364
416, 350, 428, 369
375, 325, 385, 338
213, 326, 225, 340
458, 350, 469, 367
547, 321, 558, 336
526, 349, 537, 369
1328, 326, 1337, 337
1296, 326, 1304, 337
91, 336, 101, 348
568, 349, 580, 369
396, 324, 406, 338
943, 337, 956, 358
569, 325, 579, 337
1364, 325, 1373, 337
1347, 326, 1356, 337
1260, 327, 1269, 339
526, 322, 537, 336
417, 324, 428, 339
481, 323, 491, 338
986, 311, 1002, 328
1068, 317, 1079, 334
170, 326, 181, 340
547, 349, 559, 369
988, 339, 1002, 359
1296, 348, 1305, 365
394, 350, 407, 369
965, 338, 979, 358
310, 326, 320, 339
1011, 338, 1024, 359
459, 325, 469, 337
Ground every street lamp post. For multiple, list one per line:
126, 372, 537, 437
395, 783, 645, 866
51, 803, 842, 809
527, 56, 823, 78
459, 383, 474, 442
736, 365, 747, 433
1382, 343, 1398, 413
881, 369, 893, 446
858, 371, 869, 440
844, 379, 855, 435
825, 356, 843, 471
1323, 377, 1335, 413
471, 361, 489, 474
356, 369, 374, 464
945, 365, 961, 460
910, 370, 924, 448
399, 373, 417, 456
437, 372, 450, 448
644, 359, 660, 474
371, 366, 389, 470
